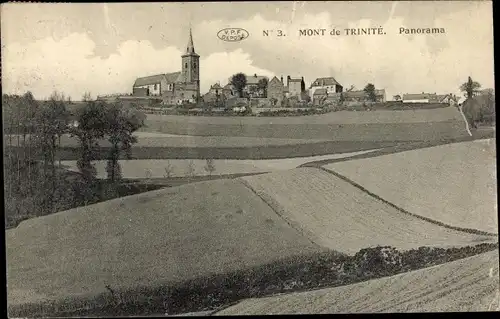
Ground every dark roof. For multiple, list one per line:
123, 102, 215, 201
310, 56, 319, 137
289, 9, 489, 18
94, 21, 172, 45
133, 72, 181, 87
245, 74, 268, 85
313, 88, 328, 95
288, 77, 303, 83
310, 77, 341, 87
403, 93, 437, 100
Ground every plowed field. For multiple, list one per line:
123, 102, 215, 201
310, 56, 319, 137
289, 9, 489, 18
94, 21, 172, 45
7, 179, 322, 310
324, 139, 498, 234
239, 168, 495, 254
215, 250, 500, 314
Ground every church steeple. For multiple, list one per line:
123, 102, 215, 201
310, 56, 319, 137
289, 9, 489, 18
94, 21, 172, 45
186, 27, 196, 55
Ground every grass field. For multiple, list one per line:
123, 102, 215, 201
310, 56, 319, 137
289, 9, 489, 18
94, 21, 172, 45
324, 139, 498, 234
239, 168, 495, 255
59, 149, 381, 179
7, 179, 322, 309
139, 107, 469, 141
145, 106, 463, 125
215, 250, 500, 314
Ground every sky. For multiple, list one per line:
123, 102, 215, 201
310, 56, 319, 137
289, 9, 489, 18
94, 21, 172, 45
1, 1, 494, 100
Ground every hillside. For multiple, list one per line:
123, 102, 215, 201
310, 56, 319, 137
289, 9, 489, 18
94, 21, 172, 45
215, 250, 499, 314
7, 179, 322, 313
324, 139, 498, 234
141, 106, 469, 141
239, 168, 495, 255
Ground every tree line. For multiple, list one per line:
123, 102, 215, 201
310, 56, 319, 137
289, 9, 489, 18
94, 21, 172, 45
3, 91, 146, 227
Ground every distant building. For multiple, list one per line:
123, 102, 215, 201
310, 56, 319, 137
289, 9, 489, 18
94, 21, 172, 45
309, 77, 343, 100
343, 89, 386, 103
402, 93, 437, 103
267, 76, 286, 106
284, 76, 306, 99
228, 74, 269, 97
313, 88, 328, 105
133, 28, 200, 105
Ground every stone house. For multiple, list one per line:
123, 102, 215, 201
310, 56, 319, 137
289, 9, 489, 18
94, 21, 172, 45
267, 76, 286, 106
284, 76, 306, 99
402, 93, 436, 103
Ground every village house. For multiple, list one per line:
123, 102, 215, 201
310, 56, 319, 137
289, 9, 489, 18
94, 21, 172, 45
284, 76, 306, 99
343, 89, 386, 103
402, 93, 437, 103
313, 88, 328, 105
267, 76, 286, 106
132, 28, 200, 105
309, 77, 343, 100
227, 74, 269, 98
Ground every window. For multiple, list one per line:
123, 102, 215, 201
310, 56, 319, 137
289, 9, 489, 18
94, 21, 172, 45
194, 62, 197, 68
185, 63, 188, 68
154, 84, 158, 90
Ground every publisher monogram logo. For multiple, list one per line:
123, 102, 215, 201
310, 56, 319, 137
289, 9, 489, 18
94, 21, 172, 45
217, 28, 249, 42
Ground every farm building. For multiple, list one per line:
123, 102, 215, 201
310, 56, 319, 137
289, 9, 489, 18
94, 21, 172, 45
132, 28, 200, 105
267, 76, 286, 106
402, 93, 437, 103
309, 77, 343, 100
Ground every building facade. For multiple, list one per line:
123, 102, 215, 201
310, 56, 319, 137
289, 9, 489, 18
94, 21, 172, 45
132, 28, 200, 105
309, 77, 343, 100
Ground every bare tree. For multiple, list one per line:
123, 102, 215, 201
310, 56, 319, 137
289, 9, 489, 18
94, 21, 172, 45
204, 158, 216, 176
187, 160, 196, 179
163, 160, 174, 179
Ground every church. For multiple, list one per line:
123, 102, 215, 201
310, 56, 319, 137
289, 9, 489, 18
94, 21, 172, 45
132, 28, 200, 105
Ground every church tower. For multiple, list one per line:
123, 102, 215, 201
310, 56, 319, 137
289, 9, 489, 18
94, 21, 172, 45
181, 27, 200, 93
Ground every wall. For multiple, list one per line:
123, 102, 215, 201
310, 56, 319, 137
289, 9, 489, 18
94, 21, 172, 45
135, 83, 161, 96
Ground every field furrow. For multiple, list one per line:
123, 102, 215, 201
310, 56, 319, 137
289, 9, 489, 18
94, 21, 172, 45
240, 168, 495, 254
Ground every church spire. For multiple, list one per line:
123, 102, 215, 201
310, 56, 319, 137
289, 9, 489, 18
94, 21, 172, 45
186, 26, 195, 54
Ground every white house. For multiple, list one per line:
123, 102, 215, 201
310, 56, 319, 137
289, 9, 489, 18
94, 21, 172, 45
402, 93, 437, 103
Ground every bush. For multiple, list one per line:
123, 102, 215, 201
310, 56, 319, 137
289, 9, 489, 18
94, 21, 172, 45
18, 242, 497, 317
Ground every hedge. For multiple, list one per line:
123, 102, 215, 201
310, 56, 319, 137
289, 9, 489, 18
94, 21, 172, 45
9, 242, 498, 317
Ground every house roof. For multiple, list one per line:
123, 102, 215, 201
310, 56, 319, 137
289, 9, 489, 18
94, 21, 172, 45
245, 74, 268, 85
223, 83, 232, 90
403, 93, 437, 100
288, 77, 303, 83
313, 88, 328, 95
133, 72, 181, 87
211, 83, 222, 89
310, 77, 341, 88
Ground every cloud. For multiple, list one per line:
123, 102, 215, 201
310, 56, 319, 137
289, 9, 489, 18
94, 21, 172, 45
2, 3, 493, 100
2, 33, 274, 99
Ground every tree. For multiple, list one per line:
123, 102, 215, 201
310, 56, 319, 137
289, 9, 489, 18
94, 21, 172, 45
187, 160, 196, 180
257, 78, 269, 97
82, 91, 92, 102
363, 83, 377, 102
460, 76, 482, 99
230, 73, 247, 98
204, 158, 216, 176
70, 99, 108, 183
163, 160, 174, 179
104, 101, 146, 182
347, 85, 355, 92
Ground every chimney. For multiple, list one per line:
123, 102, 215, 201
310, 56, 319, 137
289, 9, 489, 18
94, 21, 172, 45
280, 76, 283, 83
287, 75, 291, 87
254, 73, 257, 77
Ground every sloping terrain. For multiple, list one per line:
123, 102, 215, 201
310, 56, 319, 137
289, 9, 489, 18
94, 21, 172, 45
324, 139, 498, 234
215, 250, 500, 314
142, 107, 469, 140
7, 179, 322, 309
239, 168, 495, 255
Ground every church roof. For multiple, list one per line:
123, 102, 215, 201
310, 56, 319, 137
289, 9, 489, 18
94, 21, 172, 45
133, 72, 181, 87
211, 83, 222, 89
182, 27, 200, 57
